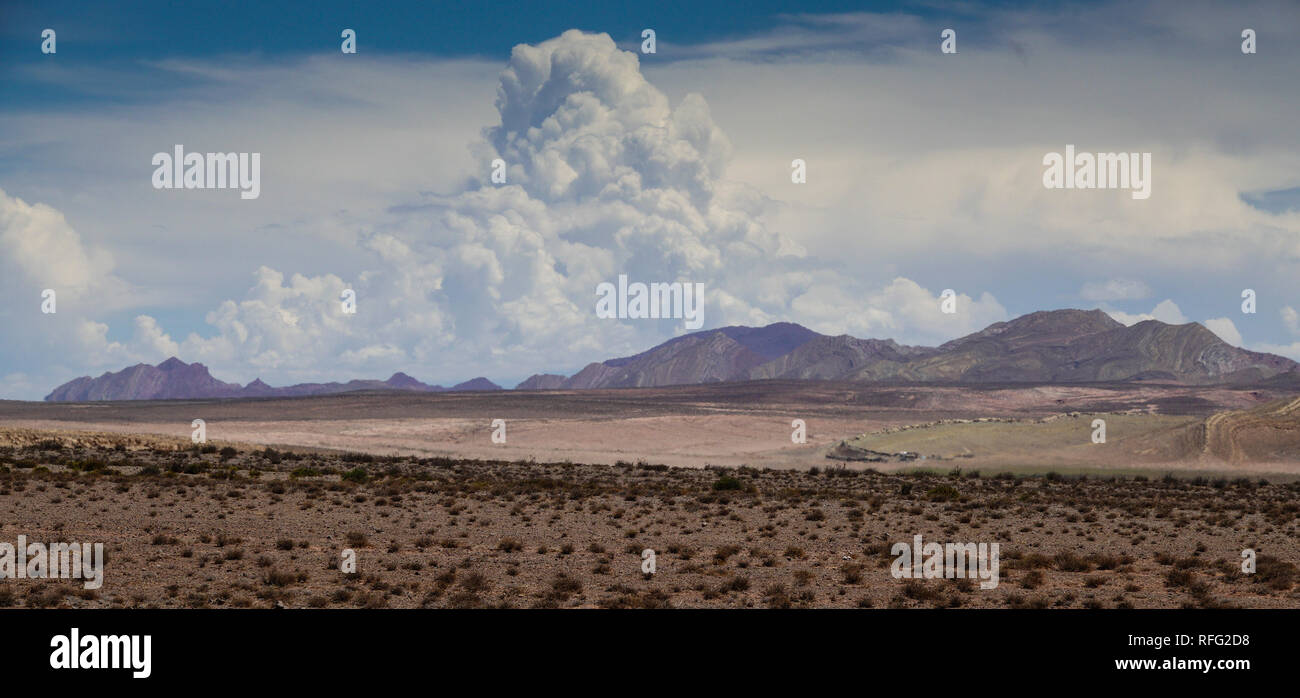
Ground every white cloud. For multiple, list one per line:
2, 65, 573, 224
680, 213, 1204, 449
0, 188, 134, 308
1253, 306, 1300, 360
791, 277, 1006, 344
1281, 306, 1300, 336
1204, 317, 1244, 347
0, 188, 155, 395
643, 3, 1300, 300
1255, 341, 1300, 362
1080, 279, 1152, 302
1106, 299, 1188, 327
132, 316, 180, 358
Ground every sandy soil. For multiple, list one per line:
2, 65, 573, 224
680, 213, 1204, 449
0, 415, 865, 469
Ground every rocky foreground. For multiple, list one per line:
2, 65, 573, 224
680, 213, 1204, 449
1, 431, 1297, 609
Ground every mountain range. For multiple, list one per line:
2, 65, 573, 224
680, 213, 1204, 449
44, 357, 502, 402
44, 309, 1299, 401
516, 309, 1298, 389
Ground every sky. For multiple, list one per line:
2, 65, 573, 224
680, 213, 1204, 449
1, 0, 1299, 399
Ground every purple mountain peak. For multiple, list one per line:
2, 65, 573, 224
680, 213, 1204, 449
45, 360, 498, 401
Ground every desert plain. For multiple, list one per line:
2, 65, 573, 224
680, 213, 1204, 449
1, 380, 1298, 609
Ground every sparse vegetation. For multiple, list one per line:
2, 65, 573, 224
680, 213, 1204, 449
1, 427, 1296, 609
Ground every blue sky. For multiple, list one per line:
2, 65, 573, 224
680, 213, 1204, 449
0, 0, 1068, 110
2, 0, 1299, 398
0, 0, 986, 61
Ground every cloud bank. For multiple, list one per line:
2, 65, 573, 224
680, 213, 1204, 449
1, 31, 1006, 396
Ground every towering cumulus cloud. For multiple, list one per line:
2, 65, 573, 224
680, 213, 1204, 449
1, 31, 1006, 395
438, 31, 799, 353
491, 30, 732, 206
388, 30, 1002, 368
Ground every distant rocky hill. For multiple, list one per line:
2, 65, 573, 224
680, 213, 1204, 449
540, 309, 1299, 389
45, 309, 1300, 400
515, 374, 567, 390
45, 359, 500, 402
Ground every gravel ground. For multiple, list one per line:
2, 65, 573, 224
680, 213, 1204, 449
1, 433, 1297, 609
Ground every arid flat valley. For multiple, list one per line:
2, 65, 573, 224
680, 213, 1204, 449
2, 380, 1299, 609
5, 379, 1300, 475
